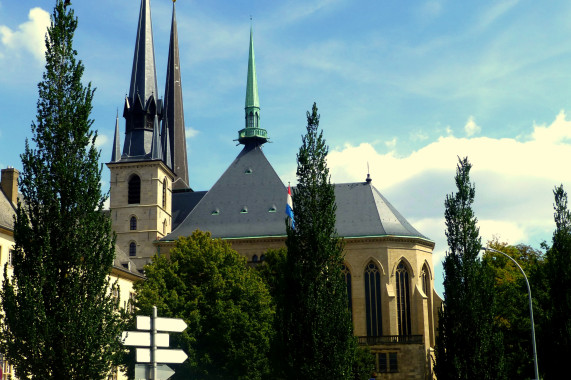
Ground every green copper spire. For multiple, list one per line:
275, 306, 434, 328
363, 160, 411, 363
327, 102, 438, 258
239, 25, 268, 145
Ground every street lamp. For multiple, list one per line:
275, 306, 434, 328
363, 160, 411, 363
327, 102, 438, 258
482, 246, 539, 380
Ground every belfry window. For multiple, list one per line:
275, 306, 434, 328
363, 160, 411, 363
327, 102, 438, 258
130, 216, 137, 230
341, 264, 352, 318
128, 175, 141, 204
162, 178, 167, 208
129, 242, 136, 257
396, 261, 411, 336
364, 261, 382, 336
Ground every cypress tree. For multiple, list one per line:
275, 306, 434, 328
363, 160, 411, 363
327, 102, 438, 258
0, 1, 124, 378
542, 185, 571, 379
435, 157, 505, 380
282, 103, 355, 379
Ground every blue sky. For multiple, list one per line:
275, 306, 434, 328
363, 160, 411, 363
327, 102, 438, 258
3, 0, 571, 295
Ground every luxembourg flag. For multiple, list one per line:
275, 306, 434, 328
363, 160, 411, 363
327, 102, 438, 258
286, 185, 295, 229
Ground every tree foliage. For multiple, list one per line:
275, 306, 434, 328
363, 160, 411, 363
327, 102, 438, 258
133, 230, 274, 380
282, 102, 355, 379
435, 157, 505, 380
542, 185, 571, 379
482, 241, 544, 379
0, 2, 124, 378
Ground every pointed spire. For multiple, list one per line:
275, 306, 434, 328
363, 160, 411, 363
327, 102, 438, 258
245, 25, 259, 111
122, 0, 162, 160
163, 119, 172, 170
129, 0, 159, 104
163, 1, 189, 189
111, 111, 121, 162
151, 115, 163, 161
238, 24, 268, 146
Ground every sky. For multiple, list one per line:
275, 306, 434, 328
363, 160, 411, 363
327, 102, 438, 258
3, 0, 571, 295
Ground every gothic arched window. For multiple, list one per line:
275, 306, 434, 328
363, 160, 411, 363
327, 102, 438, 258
128, 174, 141, 204
364, 261, 382, 336
162, 178, 167, 208
341, 264, 352, 317
130, 216, 137, 231
396, 261, 412, 336
421, 264, 430, 296
129, 242, 136, 257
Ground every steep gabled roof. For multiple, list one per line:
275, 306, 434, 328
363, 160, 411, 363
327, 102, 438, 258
0, 189, 16, 232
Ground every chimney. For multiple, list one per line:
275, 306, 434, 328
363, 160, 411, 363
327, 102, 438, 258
1, 167, 19, 205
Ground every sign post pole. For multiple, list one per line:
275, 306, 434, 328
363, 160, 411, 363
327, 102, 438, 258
151, 306, 157, 380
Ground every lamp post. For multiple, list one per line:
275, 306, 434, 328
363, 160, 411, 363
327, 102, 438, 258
482, 246, 539, 380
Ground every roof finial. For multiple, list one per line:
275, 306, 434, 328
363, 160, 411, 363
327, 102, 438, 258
366, 162, 372, 184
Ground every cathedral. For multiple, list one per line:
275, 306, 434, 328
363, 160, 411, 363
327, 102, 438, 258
107, 0, 441, 378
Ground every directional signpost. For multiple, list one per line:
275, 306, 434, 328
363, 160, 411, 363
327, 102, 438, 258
121, 306, 188, 380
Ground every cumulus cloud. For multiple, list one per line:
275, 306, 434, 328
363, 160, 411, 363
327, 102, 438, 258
328, 110, 571, 262
464, 116, 481, 136
0, 7, 50, 62
94, 134, 109, 149
385, 137, 397, 149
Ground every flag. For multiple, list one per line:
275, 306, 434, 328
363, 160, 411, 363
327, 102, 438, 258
286, 185, 295, 229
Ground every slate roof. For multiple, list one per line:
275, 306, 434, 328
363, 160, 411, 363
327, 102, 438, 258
0, 189, 16, 231
165, 144, 287, 240
163, 145, 431, 244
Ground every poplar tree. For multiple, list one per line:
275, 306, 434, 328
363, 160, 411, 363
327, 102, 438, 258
435, 157, 505, 380
282, 103, 355, 379
542, 185, 571, 379
0, 2, 124, 378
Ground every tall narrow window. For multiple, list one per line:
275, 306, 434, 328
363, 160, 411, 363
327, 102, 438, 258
396, 261, 411, 336
130, 216, 137, 231
421, 264, 430, 296
162, 178, 167, 208
364, 261, 382, 336
341, 264, 353, 317
129, 242, 136, 257
128, 175, 141, 204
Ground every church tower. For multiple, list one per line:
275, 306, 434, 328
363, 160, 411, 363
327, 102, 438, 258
107, 0, 186, 265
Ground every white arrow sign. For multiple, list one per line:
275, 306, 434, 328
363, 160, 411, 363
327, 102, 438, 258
137, 316, 188, 332
121, 331, 169, 347
135, 364, 175, 380
136, 348, 188, 364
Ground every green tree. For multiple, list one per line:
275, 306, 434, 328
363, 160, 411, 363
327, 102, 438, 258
542, 185, 571, 379
134, 230, 274, 380
482, 241, 545, 379
0, 2, 124, 379
435, 157, 505, 380
282, 102, 355, 379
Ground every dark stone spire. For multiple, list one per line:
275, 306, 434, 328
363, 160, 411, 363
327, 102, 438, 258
163, 120, 172, 169
122, 0, 162, 159
151, 115, 163, 160
162, 1, 189, 190
111, 112, 121, 162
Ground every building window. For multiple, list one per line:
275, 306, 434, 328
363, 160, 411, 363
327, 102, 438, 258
8, 250, 13, 266
421, 264, 430, 296
377, 352, 398, 373
162, 178, 167, 208
1, 355, 13, 380
127, 292, 136, 314
342, 264, 352, 317
252, 255, 259, 262
364, 261, 382, 336
396, 261, 411, 336
128, 174, 141, 204
130, 216, 137, 230
129, 242, 136, 257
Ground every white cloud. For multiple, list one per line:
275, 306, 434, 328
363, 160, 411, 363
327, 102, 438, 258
385, 137, 397, 149
327, 110, 571, 258
186, 127, 199, 139
0, 7, 50, 62
411, 130, 429, 141
464, 116, 481, 136
94, 134, 109, 149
